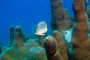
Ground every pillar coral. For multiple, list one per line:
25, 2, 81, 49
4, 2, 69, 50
53, 30, 68, 60
64, 9, 71, 29
72, 0, 90, 60
8, 26, 14, 47
50, 0, 66, 32
13, 26, 23, 48
43, 36, 61, 60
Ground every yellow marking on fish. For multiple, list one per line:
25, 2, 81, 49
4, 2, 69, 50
35, 32, 45, 35
54, 50, 59, 56
44, 28, 47, 32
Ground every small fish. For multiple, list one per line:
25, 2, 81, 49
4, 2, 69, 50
35, 21, 47, 35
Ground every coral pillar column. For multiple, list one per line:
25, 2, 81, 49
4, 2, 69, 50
13, 26, 23, 48
72, 0, 90, 60
53, 30, 68, 60
8, 26, 14, 47
50, 0, 66, 33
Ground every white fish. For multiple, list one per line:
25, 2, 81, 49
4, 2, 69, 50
35, 21, 47, 35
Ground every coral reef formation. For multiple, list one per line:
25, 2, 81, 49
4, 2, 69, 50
50, 0, 66, 32
13, 26, 23, 48
53, 30, 68, 60
0, 26, 47, 60
72, 0, 90, 60
43, 36, 61, 60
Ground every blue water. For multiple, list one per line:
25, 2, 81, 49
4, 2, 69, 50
0, 0, 90, 47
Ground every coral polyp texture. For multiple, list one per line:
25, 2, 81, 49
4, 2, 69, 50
72, 0, 90, 60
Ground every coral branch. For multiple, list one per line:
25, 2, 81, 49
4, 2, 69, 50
72, 0, 90, 60
13, 26, 23, 48
53, 30, 68, 60
8, 26, 14, 47
50, 0, 66, 32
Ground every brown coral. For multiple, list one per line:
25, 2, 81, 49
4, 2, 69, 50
13, 26, 23, 48
50, 0, 66, 32
43, 36, 61, 60
72, 0, 90, 60
53, 30, 68, 60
